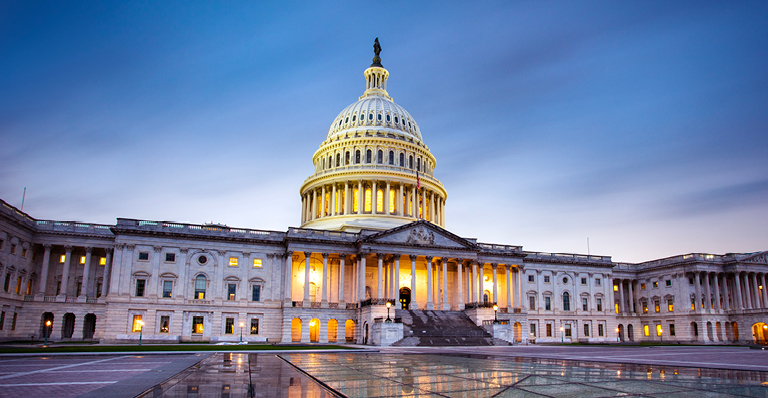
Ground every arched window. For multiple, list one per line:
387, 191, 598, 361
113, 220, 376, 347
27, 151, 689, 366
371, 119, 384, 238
322, 158, 325, 170
409, 155, 413, 169
345, 151, 350, 165
336, 153, 340, 167
417, 158, 421, 171
386, 114, 390, 122
352, 114, 356, 122
377, 113, 382, 121
194, 275, 206, 299
366, 150, 372, 163
355, 150, 361, 164
377, 150, 383, 164
563, 292, 571, 311
399, 153, 404, 166
389, 151, 394, 165
328, 155, 333, 169
395, 116, 399, 124
368, 113, 373, 120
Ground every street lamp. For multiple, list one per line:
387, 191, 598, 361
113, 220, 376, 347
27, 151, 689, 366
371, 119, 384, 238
560, 326, 564, 344
493, 305, 498, 324
138, 320, 144, 346
239, 322, 244, 343
386, 301, 392, 322
44, 320, 52, 345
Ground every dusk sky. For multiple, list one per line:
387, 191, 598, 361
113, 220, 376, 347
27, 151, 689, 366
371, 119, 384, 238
1, 1, 767, 263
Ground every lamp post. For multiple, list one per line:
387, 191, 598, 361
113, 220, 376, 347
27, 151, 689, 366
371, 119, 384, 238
386, 301, 392, 322
560, 326, 564, 344
493, 305, 498, 324
659, 327, 663, 344
44, 320, 51, 345
616, 327, 620, 343
240, 322, 244, 343
138, 320, 144, 346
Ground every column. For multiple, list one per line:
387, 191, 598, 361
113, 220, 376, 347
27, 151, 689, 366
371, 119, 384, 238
377, 253, 384, 299
321, 185, 327, 217
372, 180, 377, 213
102, 247, 113, 297
344, 182, 350, 215
303, 252, 311, 306
359, 254, 367, 300
311, 189, 317, 219
148, 246, 161, 298
492, 263, 498, 304
734, 272, 743, 310
357, 181, 363, 214
713, 273, 721, 311
385, 181, 391, 215
425, 256, 434, 310
59, 246, 73, 297
284, 252, 293, 302
761, 273, 768, 309
338, 255, 346, 304
394, 256, 400, 302
744, 273, 753, 309
618, 280, 625, 314
79, 247, 93, 298
300, 195, 305, 222
478, 262, 484, 302
705, 273, 713, 311
722, 273, 730, 310
457, 259, 464, 310
752, 273, 762, 308
321, 253, 329, 306
506, 265, 512, 308
441, 258, 448, 310
398, 184, 404, 215
332, 184, 337, 216
411, 185, 417, 218
693, 272, 702, 312
472, 261, 478, 303
36, 244, 52, 298
430, 193, 436, 222
409, 255, 417, 309
421, 188, 426, 220
627, 280, 634, 313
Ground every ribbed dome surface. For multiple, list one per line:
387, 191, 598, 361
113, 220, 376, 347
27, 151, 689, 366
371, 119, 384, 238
326, 96, 423, 142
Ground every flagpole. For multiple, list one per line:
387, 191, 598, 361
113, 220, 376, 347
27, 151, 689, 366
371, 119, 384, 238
21, 187, 26, 212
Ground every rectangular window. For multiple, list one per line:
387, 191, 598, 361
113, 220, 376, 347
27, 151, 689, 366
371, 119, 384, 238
132, 315, 143, 332
581, 277, 587, 285
669, 324, 676, 336
545, 297, 551, 311
656, 324, 662, 336
138, 252, 149, 261
16, 277, 22, 294
80, 256, 86, 264
544, 276, 550, 283
96, 282, 102, 297
643, 325, 650, 337
653, 281, 659, 288
225, 318, 234, 334
229, 257, 238, 267
26, 280, 32, 295
615, 303, 619, 314
162, 281, 173, 298
613, 284, 618, 292
56, 281, 61, 295
192, 316, 204, 334
253, 259, 262, 268
642, 302, 648, 313
21, 248, 27, 258
668, 300, 674, 312
165, 253, 176, 262
135, 279, 146, 297
10, 245, 15, 255
565, 324, 572, 337
582, 298, 588, 311
250, 319, 259, 335
100, 257, 107, 265
529, 323, 536, 337
11, 313, 17, 330
595, 278, 601, 286
689, 277, 694, 285
528, 296, 535, 310
252, 285, 261, 302
227, 284, 236, 301
654, 301, 660, 313
528, 275, 534, 282
640, 283, 646, 290
159, 315, 170, 333
598, 324, 604, 337
546, 323, 552, 337
75, 282, 82, 297
60, 254, 66, 263
666, 280, 672, 287
691, 298, 696, 310
584, 324, 590, 337
596, 298, 603, 312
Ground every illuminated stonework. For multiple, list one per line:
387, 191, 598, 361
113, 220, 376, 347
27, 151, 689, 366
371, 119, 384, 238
299, 50, 447, 232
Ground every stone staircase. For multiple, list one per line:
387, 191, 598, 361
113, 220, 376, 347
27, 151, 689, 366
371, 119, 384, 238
392, 309, 509, 346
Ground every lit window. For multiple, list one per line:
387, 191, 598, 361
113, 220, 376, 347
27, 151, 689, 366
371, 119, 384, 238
389, 190, 396, 213
138, 252, 149, 261
653, 281, 659, 288
15, 277, 22, 294
195, 275, 206, 299
642, 302, 648, 313
26, 280, 32, 295
100, 257, 106, 265
225, 318, 234, 334
615, 303, 619, 314
353, 188, 359, 212
159, 316, 169, 333
192, 316, 204, 334
643, 325, 650, 336
654, 301, 660, 313
162, 281, 173, 298
668, 300, 674, 312
376, 189, 383, 213
135, 279, 146, 297
253, 259, 262, 268
227, 284, 236, 301
364, 188, 372, 212
546, 324, 552, 337
229, 257, 238, 267
656, 324, 662, 336
613, 285, 618, 292
80, 256, 86, 264
21, 248, 27, 257
60, 255, 66, 263
132, 315, 143, 332
165, 253, 175, 262
250, 319, 259, 335
640, 283, 646, 290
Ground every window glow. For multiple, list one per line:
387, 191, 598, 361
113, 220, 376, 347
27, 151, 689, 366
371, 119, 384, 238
389, 190, 395, 213
656, 325, 662, 336
60, 255, 66, 263
229, 257, 238, 267
613, 285, 618, 292
353, 188, 359, 212
364, 188, 372, 212
79, 256, 86, 264
376, 189, 383, 212
644, 325, 650, 336
100, 257, 106, 265
615, 303, 619, 314
253, 259, 262, 268
132, 315, 143, 332
668, 302, 673, 312
324, 192, 330, 216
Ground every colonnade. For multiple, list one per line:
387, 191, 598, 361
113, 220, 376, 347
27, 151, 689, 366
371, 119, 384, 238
284, 251, 523, 311
300, 179, 445, 227
615, 271, 768, 315
34, 244, 112, 300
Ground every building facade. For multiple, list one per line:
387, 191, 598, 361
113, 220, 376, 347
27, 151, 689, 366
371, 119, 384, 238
0, 43, 766, 345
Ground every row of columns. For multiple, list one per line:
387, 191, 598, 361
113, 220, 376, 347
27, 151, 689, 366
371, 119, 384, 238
300, 180, 445, 226
35, 244, 113, 300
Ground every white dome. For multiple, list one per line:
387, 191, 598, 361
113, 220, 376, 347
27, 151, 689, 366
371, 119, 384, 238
326, 96, 423, 142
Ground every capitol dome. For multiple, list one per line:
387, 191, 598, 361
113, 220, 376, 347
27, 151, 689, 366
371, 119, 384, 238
299, 39, 447, 232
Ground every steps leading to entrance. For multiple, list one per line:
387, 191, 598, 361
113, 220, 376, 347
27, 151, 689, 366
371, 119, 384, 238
393, 309, 508, 346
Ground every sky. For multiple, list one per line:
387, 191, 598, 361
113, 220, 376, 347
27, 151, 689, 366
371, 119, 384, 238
1, 1, 767, 263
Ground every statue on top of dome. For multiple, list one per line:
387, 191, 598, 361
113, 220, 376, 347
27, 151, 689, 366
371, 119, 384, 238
371, 38, 383, 67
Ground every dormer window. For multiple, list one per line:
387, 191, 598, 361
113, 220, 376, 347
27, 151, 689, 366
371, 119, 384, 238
386, 114, 390, 122
377, 114, 382, 121
352, 115, 355, 122
369, 113, 373, 120
395, 116, 399, 123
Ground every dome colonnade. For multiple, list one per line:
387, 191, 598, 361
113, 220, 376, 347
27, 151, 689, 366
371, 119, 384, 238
300, 43, 447, 232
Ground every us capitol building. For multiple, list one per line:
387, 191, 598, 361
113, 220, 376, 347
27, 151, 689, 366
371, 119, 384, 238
1, 41, 766, 346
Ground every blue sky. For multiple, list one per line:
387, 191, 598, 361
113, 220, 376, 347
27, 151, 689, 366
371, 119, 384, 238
1, 1, 766, 262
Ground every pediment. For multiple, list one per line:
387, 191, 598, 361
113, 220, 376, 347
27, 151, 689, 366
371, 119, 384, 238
741, 251, 768, 264
362, 220, 478, 250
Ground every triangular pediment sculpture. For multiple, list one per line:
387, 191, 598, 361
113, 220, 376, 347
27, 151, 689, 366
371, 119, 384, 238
741, 251, 768, 264
362, 220, 478, 250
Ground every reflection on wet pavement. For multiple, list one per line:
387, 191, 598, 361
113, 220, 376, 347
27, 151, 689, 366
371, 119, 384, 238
280, 353, 768, 398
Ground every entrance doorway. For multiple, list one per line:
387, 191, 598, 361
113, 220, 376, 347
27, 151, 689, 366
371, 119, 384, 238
753, 322, 768, 345
62, 313, 75, 339
399, 287, 411, 309
82, 313, 96, 339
